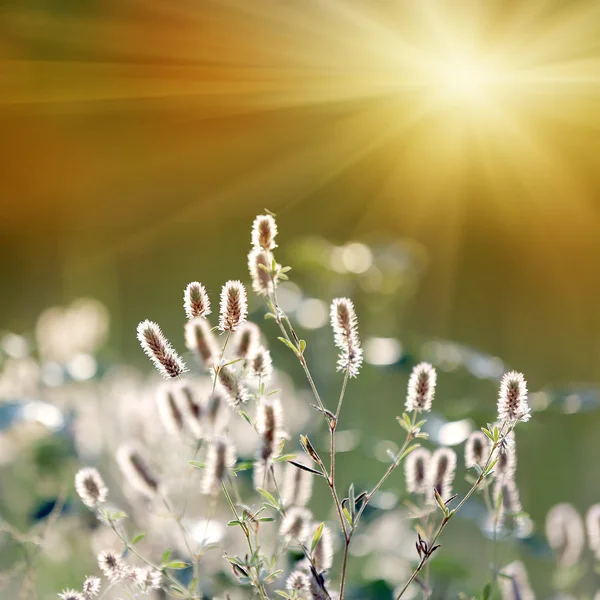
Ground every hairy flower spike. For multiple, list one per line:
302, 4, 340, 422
427, 447, 457, 503
251, 346, 273, 381
58, 590, 84, 600
498, 561, 535, 600
330, 297, 363, 377
494, 436, 517, 481
184, 281, 211, 320
312, 524, 334, 572
98, 550, 130, 583
137, 320, 187, 379
286, 571, 311, 595
279, 507, 312, 543
82, 576, 101, 597
216, 366, 248, 407
282, 456, 314, 507
156, 383, 185, 435
546, 503, 585, 568
586, 504, 600, 560
405, 448, 431, 494
205, 389, 229, 437
134, 567, 162, 591
248, 248, 274, 296
117, 445, 159, 498
74, 467, 108, 508
177, 383, 203, 439
185, 317, 219, 369
219, 280, 248, 332
405, 362, 437, 413
497, 371, 530, 424
465, 432, 491, 470
233, 322, 261, 359
494, 479, 522, 526
251, 214, 278, 251
255, 397, 284, 462
202, 437, 236, 495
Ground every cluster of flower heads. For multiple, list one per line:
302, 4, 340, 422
545, 502, 600, 568
330, 298, 363, 377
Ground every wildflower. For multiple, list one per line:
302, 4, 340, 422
312, 524, 334, 572
494, 437, 517, 481
497, 371, 530, 424
427, 447, 456, 503
546, 503, 585, 568
405, 362, 437, 413
279, 507, 312, 543
586, 504, 600, 559
256, 397, 284, 463
286, 571, 310, 595
185, 317, 219, 369
465, 432, 490, 469
405, 448, 431, 494
116, 445, 159, 498
202, 437, 236, 495
205, 389, 229, 437
248, 248, 274, 296
251, 214, 278, 251
137, 320, 187, 379
498, 561, 535, 600
98, 550, 129, 582
282, 457, 314, 507
233, 322, 261, 359
58, 591, 84, 600
251, 346, 273, 381
330, 298, 363, 377
156, 383, 185, 435
216, 366, 248, 407
178, 383, 203, 438
219, 281, 248, 332
494, 479, 522, 526
74, 467, 108, 508
134, 567, 162, 591
82, 576, 101, 597
184, 281, 211, 320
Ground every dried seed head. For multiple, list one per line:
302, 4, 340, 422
586, 504, 600, 560
137, 320, 187, 379
248, 248, 274, 296
98, 550, 129, 583
279, 507, 313, 543
465, 432, 491, 469
282, 456, 314, 507
219, 280, 248, 332
405, 362, 437, 413
252, 214, 278, 251
216, 366, 248, 407
185, 317, 219, 369
405, 448, 431, 494
427, 447, 457, 503
251, 346, 273, 381
177, 383, 203, 439
156, 382, 185, 435
205, 389, 230, 437
494, 479, 522, 526
74, 467, 108, 508
312, 524, 334, 572
134, 567, 162, 591
497, 371, 530, 424
256, 397, 284, 463
330, 298, 363, 378
233, 322, 261, 359
184, 282, 211, 320
116, 445, 159, 498
498, 561, 535, 600
493, 437, 517, 481
82, 576, 101, 597
202, 436, 236, 495
546, 503, 585, 568
286, 570, 310, 595
58, 590, 85, 600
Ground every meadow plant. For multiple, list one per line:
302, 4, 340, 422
60, 212, 537, 600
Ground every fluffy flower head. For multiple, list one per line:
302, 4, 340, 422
74, 467, 108, 508
405, 362, 437, 413
497, 371, 530, 424
184, 282, 211, 320
137, 320, 187, 379
219, 280, 248, 332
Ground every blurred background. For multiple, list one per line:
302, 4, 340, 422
1, 0, 600, 597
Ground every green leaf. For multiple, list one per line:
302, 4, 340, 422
273, 453, 296, 463
227, 520, 242, 527
131, 533, 145, 545
275, 592, 292, 599
238, 411, 254, 427
278, 337, 299, 355
161, 549, 172, 565
256, 488, 278, 508
164, 561, 189, 570
348, 483, 356, 519
232, 461, 254, 472
311, 522, 324, 552
481, 582, 492, 600
481, 427, 493, 441
299, 339, 306, 353
398, 443, 421, 462
342, 507, 353, 526
258, 517, 275, 522
189, 460, 205, 469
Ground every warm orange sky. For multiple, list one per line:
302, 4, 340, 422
1, 0, 600, 383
